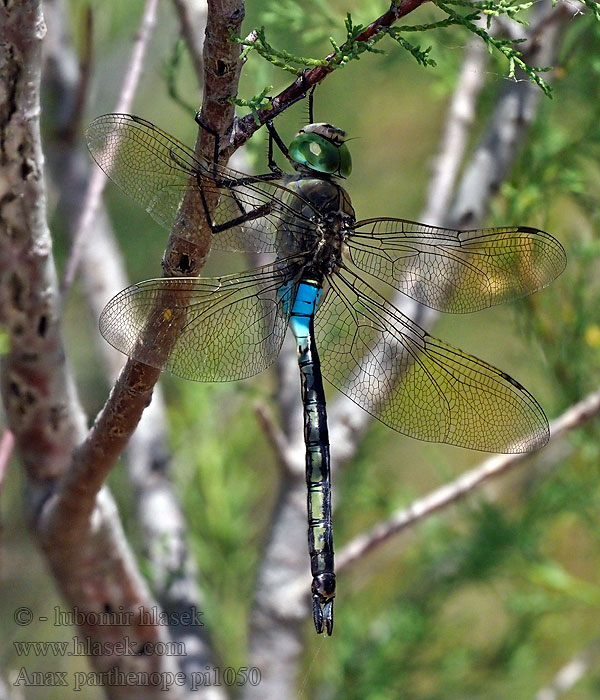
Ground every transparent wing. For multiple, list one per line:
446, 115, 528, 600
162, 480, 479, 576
316, 267, 549, 453
99, 260, 301, 382
348, 218, 566, 313
86, 113, 317, 253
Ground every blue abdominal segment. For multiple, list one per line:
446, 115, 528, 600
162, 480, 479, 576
289, 281, 322, 341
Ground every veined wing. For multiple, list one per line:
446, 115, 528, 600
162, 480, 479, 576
316, 267, 548, 453
99, 259, 302, 382
86, 113, 318, 253
348, 218, 566, 313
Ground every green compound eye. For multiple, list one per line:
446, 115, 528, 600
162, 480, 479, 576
289, 132, 352, 178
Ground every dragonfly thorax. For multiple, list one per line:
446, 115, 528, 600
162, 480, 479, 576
286, 176, 356, 276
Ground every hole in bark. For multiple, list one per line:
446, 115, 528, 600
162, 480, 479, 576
178, 254, 192, 273
21, 159, 33, 179
18, 143, 33, 179
9, 273, 24, 309
38, 315, 47, 337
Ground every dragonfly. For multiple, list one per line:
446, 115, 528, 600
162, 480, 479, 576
86, 109, 566, 635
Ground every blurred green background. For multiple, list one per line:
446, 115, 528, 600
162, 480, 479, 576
3, 1, 600, 698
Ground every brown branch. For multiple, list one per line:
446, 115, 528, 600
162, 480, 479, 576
62, 0, 246, 516
231, 0, 432, 151
45, 0, 244, 656
42, 1, 224, 693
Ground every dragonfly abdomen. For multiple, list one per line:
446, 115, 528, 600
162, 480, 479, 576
289, 278, 336, 635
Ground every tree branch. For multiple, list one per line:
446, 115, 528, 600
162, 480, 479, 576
172, 0, 206, 79
60, 0, 160, 295
421, 20, 489, 225
0, 430, 15, 492
231, 0, 432, 150
534, 636, 600, 700
44, 0, 225, 693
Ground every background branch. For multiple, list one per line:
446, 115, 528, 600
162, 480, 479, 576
60, 0, 160, 295
534, 637, 600, 700
337, 388, 600, 574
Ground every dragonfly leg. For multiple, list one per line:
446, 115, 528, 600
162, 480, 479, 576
265, 79, 319, 175
266, 120, 290, 175
307, 84, 316, 124
194, 111, 221, 169
196, 180, 277, 235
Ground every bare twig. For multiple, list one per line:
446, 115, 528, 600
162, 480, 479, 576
274, 386, 600, 614
421, 24, 489, 226
172, 0, 206, 79
0, 430, 14, 492
60, 0, 160, 295
534, 637, 600, 700
254, 401, 296, 475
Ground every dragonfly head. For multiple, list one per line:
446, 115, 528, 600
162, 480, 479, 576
288, 123, 352, 179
